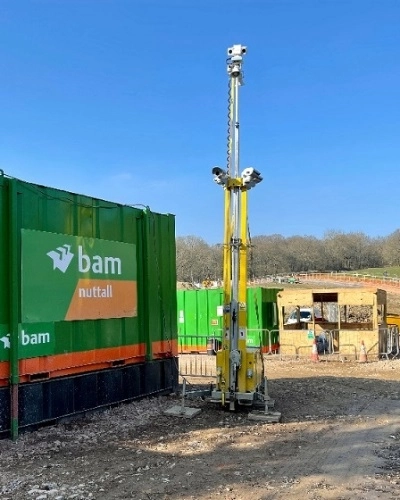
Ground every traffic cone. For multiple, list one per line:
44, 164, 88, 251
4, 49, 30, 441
310, 339, 319, 362
359, 341, 368, 363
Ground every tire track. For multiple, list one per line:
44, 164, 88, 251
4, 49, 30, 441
266, 397, 400, 499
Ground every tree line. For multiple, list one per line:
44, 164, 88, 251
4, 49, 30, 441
176, 230, 400, 283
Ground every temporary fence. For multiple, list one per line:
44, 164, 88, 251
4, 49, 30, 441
178, 330, 223, 355
246, 329, 280, 353
380, 326, 400, 359
178, 329, 279, 355
179, 325, 400, 375
280, 327, 400, 361
178, 328, 279, 378
299, 271, 400, 288
179, 354, 217, 378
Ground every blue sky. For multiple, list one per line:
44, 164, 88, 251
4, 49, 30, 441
1, 0, 400, 244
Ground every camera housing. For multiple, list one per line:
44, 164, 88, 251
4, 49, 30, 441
212, 166, 228, 186
227, 45, 247, 57
241, 167, 263, 190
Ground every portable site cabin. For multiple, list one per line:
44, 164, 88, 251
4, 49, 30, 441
277, 288, 388, 359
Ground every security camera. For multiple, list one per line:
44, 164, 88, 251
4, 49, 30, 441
227, 45, 247, 57
241, 167, 262, 189
212, 166, 226, 177
242, 167, 261, 178
212, 166, 228, 186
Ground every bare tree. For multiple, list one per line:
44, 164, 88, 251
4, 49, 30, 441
175, 229, 400, 281
382, 230, 400, 266
176, 236, 216, 283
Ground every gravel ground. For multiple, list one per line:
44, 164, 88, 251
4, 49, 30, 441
1, 357, 400, 500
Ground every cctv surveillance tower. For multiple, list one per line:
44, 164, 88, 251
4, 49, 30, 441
211, 45, 277, 418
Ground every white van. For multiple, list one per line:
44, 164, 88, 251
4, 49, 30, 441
285, 307, 324, 325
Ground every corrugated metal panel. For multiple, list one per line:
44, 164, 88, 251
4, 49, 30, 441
142, 211, 177, 359
177, 289, 223, 352
0, 174, 10, 388
0, 174, 177, 436
0, 175, 8, 322
247, 287, 280, 351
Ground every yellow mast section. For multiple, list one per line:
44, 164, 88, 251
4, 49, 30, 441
211, 44, 263, 410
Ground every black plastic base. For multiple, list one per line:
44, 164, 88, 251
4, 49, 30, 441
0, 357, 178, 438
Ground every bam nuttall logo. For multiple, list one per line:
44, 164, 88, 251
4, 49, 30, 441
47, 244, 74, 273
22, 229, 137, 323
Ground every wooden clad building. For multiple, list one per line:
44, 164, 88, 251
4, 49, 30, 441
277, 288, 387, 359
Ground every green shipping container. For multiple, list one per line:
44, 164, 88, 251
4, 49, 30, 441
246, 287, 280, 351
177, 287, 281, 353
0, 172, 177, 437
177, 289, 223, 352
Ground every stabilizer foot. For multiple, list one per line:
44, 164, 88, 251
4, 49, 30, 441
163, 405, 202, 419
248, 410, 281, 423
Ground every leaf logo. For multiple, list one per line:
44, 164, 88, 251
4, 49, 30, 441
47, 244, 75, 273
0, 334, 10, 349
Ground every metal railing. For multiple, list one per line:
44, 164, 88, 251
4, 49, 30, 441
178, 328, 279, 355
300, 271, 400, 288
245, 329, 280, 353
178, 327, 400, 377
178, 330, 223, 354
380, 326, 400, 359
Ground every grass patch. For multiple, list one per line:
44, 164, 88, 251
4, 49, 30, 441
350, 266, 400, 278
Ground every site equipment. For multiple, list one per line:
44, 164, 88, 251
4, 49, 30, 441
210, 45, 280, 420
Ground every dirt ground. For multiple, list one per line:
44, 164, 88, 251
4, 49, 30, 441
1, 357, 400, 500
